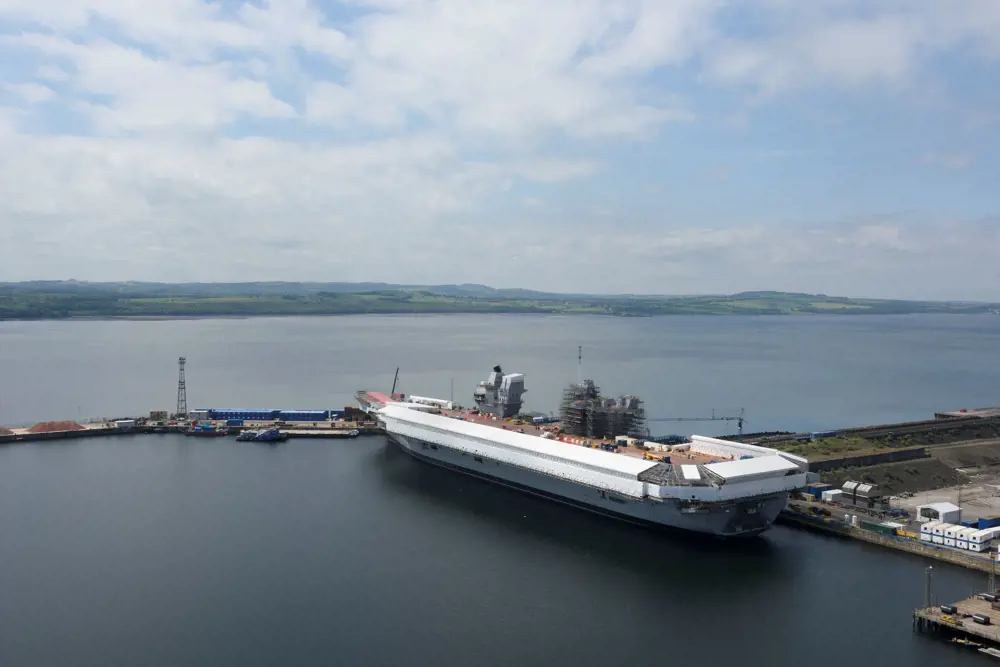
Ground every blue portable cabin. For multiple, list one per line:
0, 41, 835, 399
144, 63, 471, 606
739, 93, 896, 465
278, 410, 330, 422
806, 482, 833, 499
277, 410, 329, 422
532, 416, 559, 424
209, 409, 281, 422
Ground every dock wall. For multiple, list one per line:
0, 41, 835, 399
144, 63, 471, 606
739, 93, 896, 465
778, 510, 997, 572
1, 423, 383, 444
808, 447, 928, 472
0, 427, 135, 444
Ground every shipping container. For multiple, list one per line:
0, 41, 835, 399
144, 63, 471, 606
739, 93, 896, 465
974, 614, 992, 625
980, 515, 1000, 530
807, 482, 832, 496
932, 522, 952, 536
821, 489, 844, 502
226, 419, 244, 427
941, 605, 958, 614
956, 527, 979, 549
860, 520, 896, 536
920, 520, 942, 534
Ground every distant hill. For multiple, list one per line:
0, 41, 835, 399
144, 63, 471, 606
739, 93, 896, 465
5, 280, 562, 299
0, 281, 996, 320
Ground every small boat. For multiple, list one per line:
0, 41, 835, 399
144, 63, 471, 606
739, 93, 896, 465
236, 427, 288, 443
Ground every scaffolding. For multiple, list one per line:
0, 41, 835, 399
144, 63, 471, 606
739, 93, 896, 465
558, 379, 646, 439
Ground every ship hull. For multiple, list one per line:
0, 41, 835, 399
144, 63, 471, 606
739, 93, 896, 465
387, 432, 787, 537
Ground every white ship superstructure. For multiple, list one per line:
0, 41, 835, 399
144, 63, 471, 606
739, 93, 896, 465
359, 370, 808, 537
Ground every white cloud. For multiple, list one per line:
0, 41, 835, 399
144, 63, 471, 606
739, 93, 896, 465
705, 1, 1000, 96
919, 152, 973, 171
4, 82, 55, 104
0, 0, 997, 298
6, 34, 296, 132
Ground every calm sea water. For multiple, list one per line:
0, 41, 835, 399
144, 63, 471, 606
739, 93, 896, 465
2, 314, 999, 666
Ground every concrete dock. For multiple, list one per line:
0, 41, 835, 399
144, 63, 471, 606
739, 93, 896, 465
779, 505, 1000, 572
915, 596, 1000, 646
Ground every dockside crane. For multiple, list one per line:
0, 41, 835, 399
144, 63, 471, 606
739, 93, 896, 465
647, 408, 746, 441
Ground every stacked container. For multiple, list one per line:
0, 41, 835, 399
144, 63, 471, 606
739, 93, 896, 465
968, 529, 991, 552
920, 521, 940, 542
932, 522, 951, 544
944, 525, 964, 547
956, 526, 980, 549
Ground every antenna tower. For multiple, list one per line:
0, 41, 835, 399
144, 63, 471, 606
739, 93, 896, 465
176, 357, 188, 417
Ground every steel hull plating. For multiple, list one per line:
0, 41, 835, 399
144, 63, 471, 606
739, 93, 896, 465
388, 433, 787, 537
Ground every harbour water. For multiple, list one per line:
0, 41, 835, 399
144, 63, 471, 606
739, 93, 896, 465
2, 314, 1000, 666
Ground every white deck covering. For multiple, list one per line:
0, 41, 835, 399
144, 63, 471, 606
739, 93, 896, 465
703, 455, 800, 482
380, 404, 809, 501
689, 435, 808, 469
380, 405, 658, 478
680, 465, 702, 480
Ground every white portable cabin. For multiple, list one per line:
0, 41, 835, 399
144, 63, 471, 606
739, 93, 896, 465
822, 489, 844, 502
944, 524, 965, 547
974, 526, 1000, 551
920, 520, 941, 542
968, 529, 993, 552
932, 522, 952, 544
956, 527, 980, 550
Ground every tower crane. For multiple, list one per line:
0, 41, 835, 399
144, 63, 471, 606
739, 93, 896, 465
646, 408, 746, 441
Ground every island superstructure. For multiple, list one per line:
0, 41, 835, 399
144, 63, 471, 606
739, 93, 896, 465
357, 367, 808, 537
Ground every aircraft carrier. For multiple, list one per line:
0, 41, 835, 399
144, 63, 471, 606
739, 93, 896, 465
358, 366, 808, 537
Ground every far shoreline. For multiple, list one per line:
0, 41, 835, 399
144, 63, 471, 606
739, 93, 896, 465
0, 311, 996, 323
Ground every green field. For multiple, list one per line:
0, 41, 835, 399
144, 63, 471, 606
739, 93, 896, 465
1, 282, 996, 320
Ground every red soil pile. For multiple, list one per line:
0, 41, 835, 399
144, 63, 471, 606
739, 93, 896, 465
0, 427, 13, 435
27, 421, 86, 433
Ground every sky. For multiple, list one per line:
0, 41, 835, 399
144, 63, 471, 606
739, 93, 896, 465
0, 0, 998, 299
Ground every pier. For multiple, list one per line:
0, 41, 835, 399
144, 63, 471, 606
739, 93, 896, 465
0, 418, 383, 444
914, 596, 1000, 646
